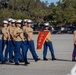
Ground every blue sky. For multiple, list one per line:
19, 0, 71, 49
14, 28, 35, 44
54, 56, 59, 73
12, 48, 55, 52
40, 0, 59, 4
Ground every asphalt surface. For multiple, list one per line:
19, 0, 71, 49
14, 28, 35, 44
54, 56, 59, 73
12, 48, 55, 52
0, 34, 76, 75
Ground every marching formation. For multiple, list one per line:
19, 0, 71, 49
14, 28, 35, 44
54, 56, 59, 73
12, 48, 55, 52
0, 18, 40, 65
0, 18, 76, 66
0, 18, 55, 65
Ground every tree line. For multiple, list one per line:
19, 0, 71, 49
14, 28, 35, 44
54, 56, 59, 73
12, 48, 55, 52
0, 0, 76, 26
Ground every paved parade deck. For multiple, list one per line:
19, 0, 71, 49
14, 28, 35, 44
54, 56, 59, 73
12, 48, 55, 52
0, 34, 75, 75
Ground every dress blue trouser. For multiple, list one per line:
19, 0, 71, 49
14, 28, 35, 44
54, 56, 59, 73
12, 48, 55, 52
43, 41, 55, 59
5, 40, 13, 61
2, 40, 7, 51
27, 40, 38, 60
11, 40, 15, 55
0, 40, 4, 62
14, 40, 25, 61
14, 41, 28, 63
73, 44, 76, 60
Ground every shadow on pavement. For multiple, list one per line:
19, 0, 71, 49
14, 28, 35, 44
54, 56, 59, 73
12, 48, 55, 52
56, 58, 73, 62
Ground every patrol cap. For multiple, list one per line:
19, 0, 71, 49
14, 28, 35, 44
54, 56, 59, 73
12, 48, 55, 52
44, 23, 49, 27
8, 18, 12, 22
27, 19, 32, 24
16, 19, 22, 24
3, 20, 8, 24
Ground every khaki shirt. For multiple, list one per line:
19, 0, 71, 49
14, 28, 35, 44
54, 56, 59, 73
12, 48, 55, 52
2, 27, 10, 40
74, 30, 76, 37
8, 26, 12, 32
13, 27, 24, 41
8, 26, 13, 40
74, 30, 76, 43
22, 26, 27, 33
10, 27, 17, 40
9, 26, 16, 34
22, 26, 28, 39
44, 30, 51, 42
25, 27, 33, 41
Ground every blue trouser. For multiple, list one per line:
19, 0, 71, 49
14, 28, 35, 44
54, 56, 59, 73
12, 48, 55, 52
12, 40, 15, 53
0, 40, 4, 62
43, 41, 55, 59
14, 41, 28, 63
2, 40, 7, 51
11, 40, 16, 58
5, 40, 13, 61
14, 40, 24, 61
27, 40, 38, 60
73, 44, 76, 60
